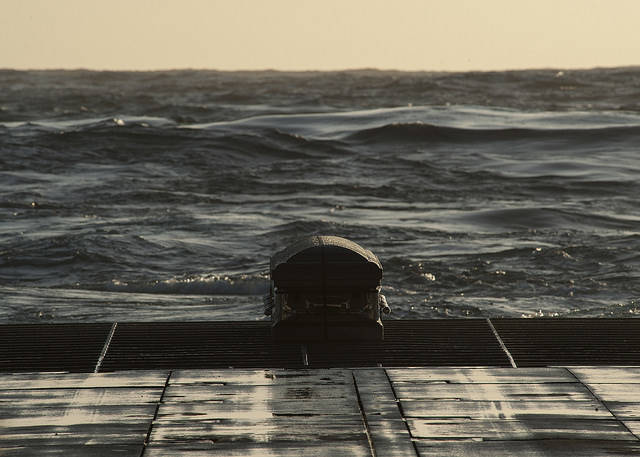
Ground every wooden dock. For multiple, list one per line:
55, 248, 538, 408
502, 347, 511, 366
2, 319, 640, 455
2, 367, 640, 456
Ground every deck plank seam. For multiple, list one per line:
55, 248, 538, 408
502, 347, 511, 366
94, 322, 118, 373
300, 344, 309, 367
486, 318, 517, 368
566, 367, 640, 441
352, 370, 377, 457
140, 370, 173, 456
382, 368, 420, 457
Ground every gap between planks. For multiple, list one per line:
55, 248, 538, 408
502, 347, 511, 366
353, 371, 377, 457
382, 368, 420, 457
566, 367, 640, 442
140, 370, 173, 457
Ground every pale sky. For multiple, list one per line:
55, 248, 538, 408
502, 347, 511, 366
2, 0, 639, 71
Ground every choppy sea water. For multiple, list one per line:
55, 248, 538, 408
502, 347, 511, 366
1, 68, 640, 323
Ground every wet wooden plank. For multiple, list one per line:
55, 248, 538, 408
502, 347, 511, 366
163, 383, 355, 403
0, 444, 142, 457
156, 398, 360, 420
164, 369, 360, 424
388, 367, 574, 384
170, 368, 352, 386
0, 371, 165, 454
605, 402, 640, 419
353, 369, 417, 457
6, 366, 639, 456
569, 367, 640, 384
150, 368, 374, 455
365, 421, 417, 457
0, 387, 163, 406
0, 370, 169, 390
0, 423, 151, 446
148, 416, 368, 443
407, 418, 635, 440
401, 399, 611, 419
568, 370, 640, 424
624, 420, 640, 436
0, 404, 157, 426
353, 369, 404, 419
394, 382, 594, 401
416, 439, 640, 456
586, 384, 640, 402
145, 442, 372, 456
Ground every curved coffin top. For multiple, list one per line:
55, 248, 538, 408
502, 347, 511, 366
270, 236, 382, 290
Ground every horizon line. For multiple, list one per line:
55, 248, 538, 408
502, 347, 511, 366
2, 64, 640, 74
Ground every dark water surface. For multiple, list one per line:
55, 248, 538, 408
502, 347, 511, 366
1, 68, 640, 322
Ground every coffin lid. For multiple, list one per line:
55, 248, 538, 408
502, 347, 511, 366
270, 236, 382, 272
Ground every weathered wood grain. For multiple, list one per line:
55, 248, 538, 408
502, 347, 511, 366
0, 371, 165, 456
148, 417, 367, 443
416, 439, 640, 457
148, 368, 374, 456
4, 366, 640, 456
144, 442, 372, 456
624, 420, 640, 436
353, 369, 417, 457
163, 383, 355, 403
0, 444, 142, 457
0, 404, 157, 426
569, 367, 640, 384
0, 387, 163, 406
407, 418, 635, 440
401, 399, 611, 419
0, 370, 168, 390
585, 384, 640, 402
0, 422, 152, 446
394, 382, 594, 401
388, 367, 574, 384
170, 368, 352, 386
156, 398, 360, 420
605, 401, 640, 419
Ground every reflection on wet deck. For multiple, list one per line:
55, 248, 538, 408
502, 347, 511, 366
2, 367, 640, 456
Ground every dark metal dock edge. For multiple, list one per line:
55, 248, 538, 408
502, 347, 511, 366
3, 319, 640, 373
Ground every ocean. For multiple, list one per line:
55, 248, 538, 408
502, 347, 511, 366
1, 68, 639, 323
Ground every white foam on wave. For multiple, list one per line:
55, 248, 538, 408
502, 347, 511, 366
106, 273, 269, 296
0, 115, 176, 131
178, 105, 640, 140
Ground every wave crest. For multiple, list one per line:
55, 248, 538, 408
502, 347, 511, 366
346, 121, 640, 144
104, 274, 268, 295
